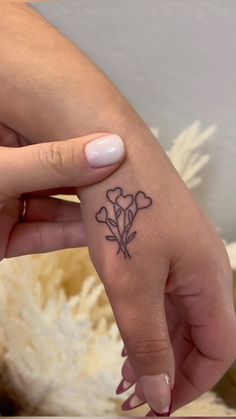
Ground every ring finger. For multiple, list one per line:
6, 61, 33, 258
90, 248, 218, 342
22, 196, 81, 223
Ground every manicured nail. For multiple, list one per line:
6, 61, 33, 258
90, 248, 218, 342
140, 373, 171, 415
152, 397, 172, 416
122, 393, 145, 410
121, 346, 127, 357
85, 134, 125, 168
116, 378, 133, 394
146, 407, 172, 417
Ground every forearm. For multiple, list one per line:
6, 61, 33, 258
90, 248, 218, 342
0, 3, 145, 144
0, 5, 179, 197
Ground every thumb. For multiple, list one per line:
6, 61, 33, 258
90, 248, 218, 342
106, 270, 174, 415
0, 133, 125, 196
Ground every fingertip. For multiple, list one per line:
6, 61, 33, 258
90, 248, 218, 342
140, 374, 171, 416
84, 134, 125, 168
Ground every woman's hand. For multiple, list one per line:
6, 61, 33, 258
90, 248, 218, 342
79, 125, 236, 416
0, 4, 235, 415
0, 123, 125, 258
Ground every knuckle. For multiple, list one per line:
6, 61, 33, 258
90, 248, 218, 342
127, 337, 169, 365
58, 222, 70, 248
39, 142, 75, 177
32, 223, 45, 253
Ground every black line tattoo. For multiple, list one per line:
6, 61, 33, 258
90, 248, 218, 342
95, 187, 152, 259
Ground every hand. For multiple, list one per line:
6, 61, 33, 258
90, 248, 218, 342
1, 5, 235, 414
0, 123, 125, 258
79, 128, 236, 416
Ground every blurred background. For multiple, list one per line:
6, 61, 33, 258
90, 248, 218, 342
31, 0, 236, 243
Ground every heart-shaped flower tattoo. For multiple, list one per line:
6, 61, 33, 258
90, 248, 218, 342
95, 187, 152, 259
95, 207, 108, 223
106, 187, 122, 203
135, 191, 152, 209
116, 194, 134, 210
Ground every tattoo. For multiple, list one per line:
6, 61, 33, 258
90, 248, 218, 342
95, 187, 152, 259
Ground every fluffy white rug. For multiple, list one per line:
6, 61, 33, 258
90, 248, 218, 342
0, 122, 235, 416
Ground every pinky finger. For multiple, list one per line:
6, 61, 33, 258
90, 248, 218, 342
6, 221, 86, 258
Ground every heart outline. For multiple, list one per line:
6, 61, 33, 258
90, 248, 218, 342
106, 187, 122, 203
135, 191, 152, 209
95, 207, 108, 223
116, 194, 134, 210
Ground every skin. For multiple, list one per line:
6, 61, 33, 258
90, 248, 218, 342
0, 125, 125, 257
0, 3, 235, 414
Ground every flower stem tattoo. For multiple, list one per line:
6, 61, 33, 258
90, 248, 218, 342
95, 187, 152, 259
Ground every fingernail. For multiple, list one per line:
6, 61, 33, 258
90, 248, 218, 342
140, 373, 171, 415
122, 393, 145, 410
85, 134, 125, 168
116, 378, 133, 394
146, 407, 172, 417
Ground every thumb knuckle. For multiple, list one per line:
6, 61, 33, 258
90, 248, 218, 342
39, 142, 76, 177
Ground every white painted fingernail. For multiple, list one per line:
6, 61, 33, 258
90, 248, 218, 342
85, 135, 125, 168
